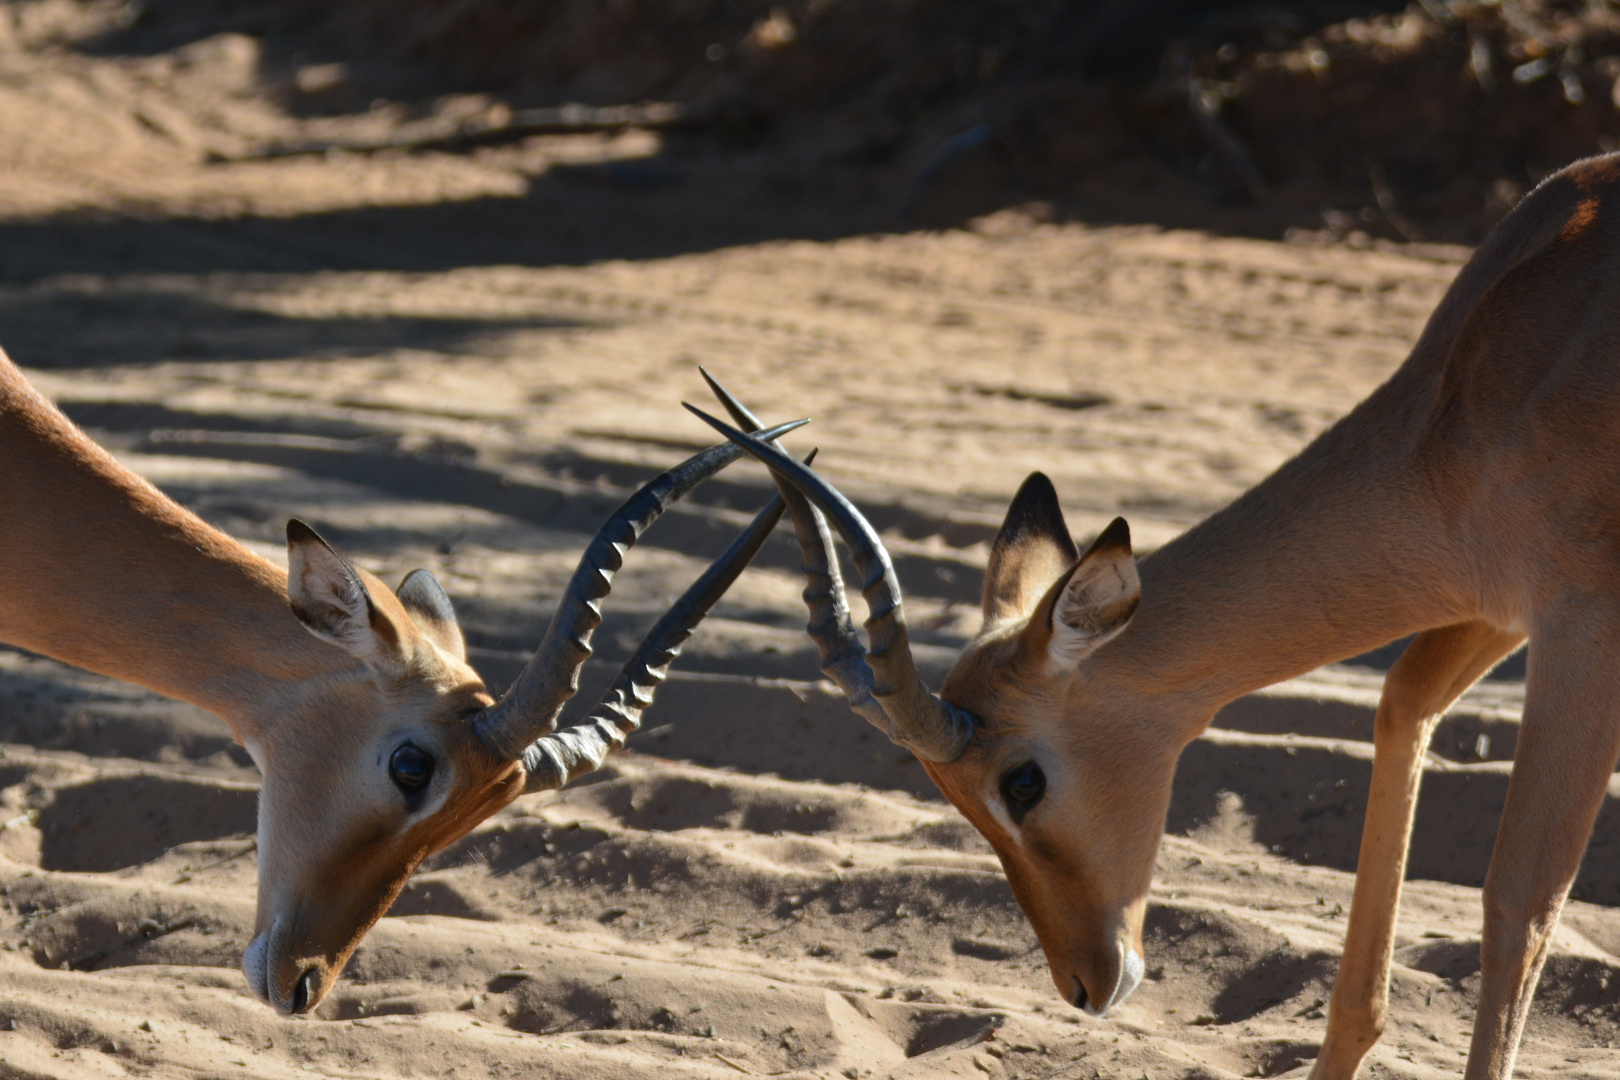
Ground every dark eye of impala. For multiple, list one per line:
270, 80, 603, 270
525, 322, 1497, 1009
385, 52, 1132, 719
1000, 761, 1046, 822
389, 743, 434, 796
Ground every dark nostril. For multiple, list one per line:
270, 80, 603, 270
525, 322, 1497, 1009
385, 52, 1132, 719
1073, 977, 1088, 1011
291, 969, 317, 1014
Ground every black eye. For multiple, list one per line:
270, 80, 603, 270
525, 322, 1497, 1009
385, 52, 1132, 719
389, 744, 434, 796
1000, 761, 1046, 821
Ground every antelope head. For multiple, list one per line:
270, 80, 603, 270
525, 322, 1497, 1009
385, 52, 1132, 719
931, 476, 1161, 1020
242, 417, 807, 1015
689, 376, 1159, 1019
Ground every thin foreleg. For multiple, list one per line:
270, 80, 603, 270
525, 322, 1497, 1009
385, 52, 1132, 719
1312, 622, 1524, 1080
1465, 624, 1620, 1080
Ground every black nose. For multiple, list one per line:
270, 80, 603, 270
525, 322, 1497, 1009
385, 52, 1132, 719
1072, 977, 1088, 1011
291, 969, 317, 1014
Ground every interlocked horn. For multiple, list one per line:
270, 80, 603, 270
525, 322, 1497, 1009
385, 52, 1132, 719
685, 393, 974, 763
472, 417, 809, 765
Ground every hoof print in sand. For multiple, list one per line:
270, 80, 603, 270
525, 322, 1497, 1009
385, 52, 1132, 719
836, 996, 1003, 1062
1237, 1038, 1321, 1079
17, 894, 231, 975
1144, 903, 1335, 1025
36, 776, 256, 873
385, 876, 497, 920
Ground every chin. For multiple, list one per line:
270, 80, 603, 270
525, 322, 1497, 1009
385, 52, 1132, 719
1083, 947, 1145, 1018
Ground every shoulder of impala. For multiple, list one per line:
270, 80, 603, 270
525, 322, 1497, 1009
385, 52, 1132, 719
0, 351, 806, 1015
693, 152, 1620, 1080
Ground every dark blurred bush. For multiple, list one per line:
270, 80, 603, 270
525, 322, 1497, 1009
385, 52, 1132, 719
105, 0, 1620, 242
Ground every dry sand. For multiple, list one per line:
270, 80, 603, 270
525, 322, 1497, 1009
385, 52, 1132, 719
0, 12, 1615, 1080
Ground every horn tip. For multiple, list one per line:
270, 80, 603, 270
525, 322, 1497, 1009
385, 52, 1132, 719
684, 402, 735, 434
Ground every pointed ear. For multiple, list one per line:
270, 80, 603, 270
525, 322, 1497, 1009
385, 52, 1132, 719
983, 473, 1081, 627
397, 569, 466, 659
1039, 517, 1139, 669
286, 520, 398, 665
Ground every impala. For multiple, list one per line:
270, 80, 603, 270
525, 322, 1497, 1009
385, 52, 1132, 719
689, 151, 1620, 1080
0, 349, 806, 1015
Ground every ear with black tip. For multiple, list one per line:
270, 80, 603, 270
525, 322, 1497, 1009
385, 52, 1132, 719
1044, 516, 1139, 669
286, 520, 393, 664
983, 472, 1082, 627
397, 569, 466, 659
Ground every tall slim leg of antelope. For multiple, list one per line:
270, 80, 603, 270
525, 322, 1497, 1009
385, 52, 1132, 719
1464, 623, 1620, 1080
1312, 622, 1524, 1080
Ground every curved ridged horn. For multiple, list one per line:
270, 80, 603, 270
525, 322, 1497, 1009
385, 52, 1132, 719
684, 403, 975, 763
521, 487, 789, 791
472, 417, 809, 761
697, 370, 893, 734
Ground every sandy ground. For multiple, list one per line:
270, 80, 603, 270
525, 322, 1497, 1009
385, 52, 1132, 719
0, 13, 1616, 1080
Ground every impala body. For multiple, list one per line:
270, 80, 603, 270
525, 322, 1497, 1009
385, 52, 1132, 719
695, 152, 1620, 1080
0, 352, 796, 1015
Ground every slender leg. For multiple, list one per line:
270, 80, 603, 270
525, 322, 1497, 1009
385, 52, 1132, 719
1310, 622, 1525, 1080
1464, 623, 1620, 1080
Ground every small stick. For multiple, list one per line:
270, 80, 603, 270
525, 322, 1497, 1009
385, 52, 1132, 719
224, 102, 688, 162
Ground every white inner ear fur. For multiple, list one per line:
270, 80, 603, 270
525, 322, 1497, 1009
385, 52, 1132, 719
288, 544, 386, 664
1047, 549, 1141, 671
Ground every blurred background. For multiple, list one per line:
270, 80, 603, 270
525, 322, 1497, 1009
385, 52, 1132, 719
21, 0, 1620, 246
